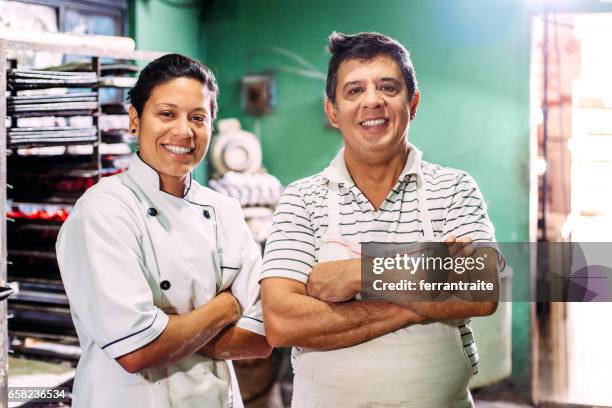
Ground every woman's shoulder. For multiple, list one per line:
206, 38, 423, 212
57, 175, 144, 257
72, 173, 143, 219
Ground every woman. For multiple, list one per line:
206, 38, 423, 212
56, 54, 271, 408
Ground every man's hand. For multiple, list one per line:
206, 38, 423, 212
307, 258, 361, 302
445, 234, 474, 258
262, 277, 427, 350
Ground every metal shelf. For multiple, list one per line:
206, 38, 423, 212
0, 38, 164, 396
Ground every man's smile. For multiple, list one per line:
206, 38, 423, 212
359, 117, 390, 132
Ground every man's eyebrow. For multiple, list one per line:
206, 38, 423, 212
342, 80, 362, 91
379, 77, 403, 85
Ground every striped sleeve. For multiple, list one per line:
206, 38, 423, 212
442, 172, 495, 242
442, 172, 508, 276
260, 183, 316, 284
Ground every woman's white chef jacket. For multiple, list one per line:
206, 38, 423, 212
56, 153, 264, 408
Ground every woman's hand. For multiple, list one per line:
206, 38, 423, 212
214, 291, 242, 323
116, 291, 242, 373
199, 326, 272, 361
198, 292, 272, 361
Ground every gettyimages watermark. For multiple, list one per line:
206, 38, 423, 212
360, 242, 612, 303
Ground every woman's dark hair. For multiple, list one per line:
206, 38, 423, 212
128, 53, 219, 118
325, 32, 418, 104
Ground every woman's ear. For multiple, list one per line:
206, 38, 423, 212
128, 105, 140, 135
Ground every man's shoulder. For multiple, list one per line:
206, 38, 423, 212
281, 173, 328, 202
286, 172, 327, 190
420, 160, 474, 186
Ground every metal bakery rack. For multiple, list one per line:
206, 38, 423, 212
0, 35, 164, 405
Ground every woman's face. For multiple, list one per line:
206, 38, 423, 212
129, 77, 212, 187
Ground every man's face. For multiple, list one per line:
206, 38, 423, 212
325, 55, 419, 162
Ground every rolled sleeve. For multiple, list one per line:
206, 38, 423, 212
260, 184, 316, 284
101, 309, 169, 358
56, 192, 168, 359
236, 312, 264, 336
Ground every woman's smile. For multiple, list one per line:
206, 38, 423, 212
162, 144, 195, 155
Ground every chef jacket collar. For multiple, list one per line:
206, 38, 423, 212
321, 143, 424, 186
127, 152, 194, 202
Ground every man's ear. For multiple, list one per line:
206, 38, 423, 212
409, 90, 420, 121
324, 99, 339, 128
128, 105, 140, 134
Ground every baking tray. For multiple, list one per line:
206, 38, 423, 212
8, 92, 98, 104
8, 69, 98, 90
8, 126, 98, 147
8, 102, 98, 118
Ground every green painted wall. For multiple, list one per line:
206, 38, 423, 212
205, 0, 531, 239
130, 0, 204, 59
131, 0, 612, 397
204, 0, 532, 388
129, 0, 208, 182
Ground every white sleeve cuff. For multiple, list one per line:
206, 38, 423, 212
102, 308, 169, 359
236, 316, 265, 336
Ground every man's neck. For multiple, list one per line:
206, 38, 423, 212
344, 144, 409, 210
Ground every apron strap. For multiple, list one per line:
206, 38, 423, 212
319, 183, 363, 258
325, 183, 342, 238
416, 173, 436, 241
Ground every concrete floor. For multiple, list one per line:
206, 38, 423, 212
475, 401, 533, 408
8, 355, 539, 408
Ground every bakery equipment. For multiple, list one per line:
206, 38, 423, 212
211, 118, 262, 175
209, 118, 283, 246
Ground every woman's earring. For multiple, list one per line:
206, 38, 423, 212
131, 128, 136, 134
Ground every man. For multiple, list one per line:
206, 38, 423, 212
260, 32, 502, 407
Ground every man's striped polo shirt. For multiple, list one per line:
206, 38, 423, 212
261, 145, 500, 373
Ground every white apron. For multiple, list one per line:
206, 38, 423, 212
291, 174, 475, 408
